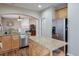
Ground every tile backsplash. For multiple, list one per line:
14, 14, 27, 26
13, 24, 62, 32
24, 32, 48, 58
0, 18, 19, 35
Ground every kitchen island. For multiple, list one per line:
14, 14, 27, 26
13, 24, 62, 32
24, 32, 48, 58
0, 34, 20, 54
29, 36, 67, 56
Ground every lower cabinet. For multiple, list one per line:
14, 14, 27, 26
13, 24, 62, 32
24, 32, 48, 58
11, 35, 20, 49
2, 36, 12, 51
0, 36, 3, 51
0, 35, 20, 52
29, 39, 49, 56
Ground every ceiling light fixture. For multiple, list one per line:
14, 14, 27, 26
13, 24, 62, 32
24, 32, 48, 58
38, 5, 42, 8
17, 16, 22, 21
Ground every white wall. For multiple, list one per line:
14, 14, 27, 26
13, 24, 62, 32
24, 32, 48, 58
0, 4, 39, 19
29, 19, 36, 25
37, 16, 42, 37
39, 8, 55, 37
0, 4, 40, 36
68, 3, 79, 56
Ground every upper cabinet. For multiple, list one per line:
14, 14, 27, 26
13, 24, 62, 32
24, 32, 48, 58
55, 7, 67, 19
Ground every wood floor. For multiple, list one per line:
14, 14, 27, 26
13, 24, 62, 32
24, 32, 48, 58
0, 47, 65, 56
0, 47, 29, 56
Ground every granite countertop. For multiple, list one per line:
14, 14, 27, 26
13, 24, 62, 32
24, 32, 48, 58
0, 29, 19, 36
0, 33, 19, 36
29, 36, 67, 52
0, 32, 20, 36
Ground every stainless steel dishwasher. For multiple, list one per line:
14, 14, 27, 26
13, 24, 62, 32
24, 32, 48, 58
20, 30, 29, 48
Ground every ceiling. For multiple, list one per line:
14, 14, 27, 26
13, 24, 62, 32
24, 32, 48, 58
7, 3, 67, 12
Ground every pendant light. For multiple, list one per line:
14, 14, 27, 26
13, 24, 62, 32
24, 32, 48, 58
17, 16, 22, 21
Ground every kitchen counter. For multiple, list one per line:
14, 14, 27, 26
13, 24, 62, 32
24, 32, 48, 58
29, 36, 67, 56
0, 33, 19, 36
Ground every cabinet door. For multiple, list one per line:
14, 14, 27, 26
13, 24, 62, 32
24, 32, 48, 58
2, 36, 12, 51
29, 39, 49, 56
0, 37, 2, 51
12, 35, 20, 49
55, 8, 67, 19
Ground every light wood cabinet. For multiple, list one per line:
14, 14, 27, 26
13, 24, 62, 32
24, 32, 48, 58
0, 36, 2, 41
55, 7, 67, 19
0, 35, 20, 53
2, 36, 12, 51
11, 35, 20, 49
29, 39, 49, 56
0, 36, 2, 51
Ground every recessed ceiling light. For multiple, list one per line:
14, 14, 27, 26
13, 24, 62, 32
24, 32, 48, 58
38, 5, 42, 8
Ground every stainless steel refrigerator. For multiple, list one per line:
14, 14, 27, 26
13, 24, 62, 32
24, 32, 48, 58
52, 18, 68, 42
52, 18, 68, 55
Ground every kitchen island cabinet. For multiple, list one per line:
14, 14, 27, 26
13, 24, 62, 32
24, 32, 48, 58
11, 35, 20, 49
29, 36, 67, 56
2, 36, 12, 51
0, 36, 2, 51
0, 35, 20, 54
29, 39, 49, 56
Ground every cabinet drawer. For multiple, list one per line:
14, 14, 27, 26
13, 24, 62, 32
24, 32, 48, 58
2, 36, 11, 39
12, 35, 20, 39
